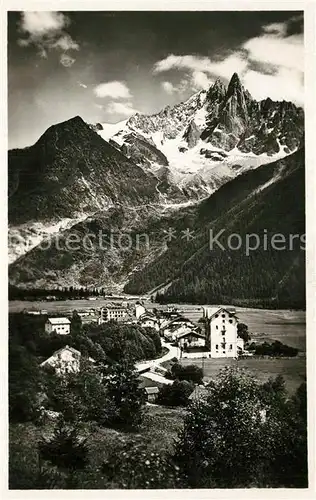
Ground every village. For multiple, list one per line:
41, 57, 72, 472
32, 300, 249, 404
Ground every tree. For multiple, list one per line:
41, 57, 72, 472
168, 363, 204, 384
9, 342, 43, 422
38, 415, 88, 473
157, 380, 194, 407
172, 367, 308, 488
45, 359, 110, 426
103, 359, 146, 430
71, 311, 82, 337
237, 322, 251, 343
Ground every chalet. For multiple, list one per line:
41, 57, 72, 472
138, 312, 160, 331
45, 317, 71, 335
40, 346, 95, 375
162, 318, 196, 341
177, 330, 206, 350
164, 325, 191, 342
144, 387, 159, 403
80, 314, 99, 326
202, 306, 244, 358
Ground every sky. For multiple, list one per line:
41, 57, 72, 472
8, 10, 304, 149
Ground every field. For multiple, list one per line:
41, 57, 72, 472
163, 356, 306, 395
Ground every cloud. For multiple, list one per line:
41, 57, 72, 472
161, 79, 189, 94
243, 67, 303, 105
60, 53, 76, 67
18, 11, 79, 66
161, 81, 178, 94
262, 22, 287, 36
243, 33, 303, 73
153, 53, 248, 81
94, 81, 132, 99
19, 11, 68, 35
153, 16, 304, 105
154, 53, 248, 95
191, 71, 212, 90
50, 34, 80, 52
106, 101, 138, 116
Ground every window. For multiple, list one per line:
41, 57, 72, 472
229, 319, 233, 324
216, 344, 219, 349
222, 314, 225, 318
216, 325, 218, 329
230, 344, 233, 350
223, 319, 225, 323
215, 314, 219, 318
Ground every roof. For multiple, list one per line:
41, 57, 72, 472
145, 387, 159, 395
177, 330, 206, 340
40, 345, 95, 366
40, 345, 81, 366
47, 317, 71, 325
202, 306, 237, 319
103, 304, 126, 310
139, 313, 157, 321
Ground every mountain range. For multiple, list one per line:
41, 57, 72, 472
8, 73, 305, 307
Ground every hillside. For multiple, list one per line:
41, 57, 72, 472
8, 74, 305, 304
124, 148, 305, 308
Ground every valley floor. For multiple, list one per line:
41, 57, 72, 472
162, 356, 306, 395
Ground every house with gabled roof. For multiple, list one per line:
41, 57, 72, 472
202, 306, 244, 358
138, 311, 160, 331
45, 317, 71, 335
176, 330, 206, 349
40, 345, 95, 375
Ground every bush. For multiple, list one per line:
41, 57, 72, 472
157, 380, 194, 407
169, 363, 204, 384
100, 440, 182, 488
172, 367, 307, 488
248, 340, 298, 357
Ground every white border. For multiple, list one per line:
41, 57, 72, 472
1, 1, 315, 499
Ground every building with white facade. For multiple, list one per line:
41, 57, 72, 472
45, 317, 71, 335
138, 312, 160, 331
40, 346, 95, 375
135, 303, 146, 319
202, 306, 244, 358
99, 305, 127, 323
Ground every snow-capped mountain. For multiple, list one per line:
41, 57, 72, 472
8, 72, 304, 291
96, 73, 304, 199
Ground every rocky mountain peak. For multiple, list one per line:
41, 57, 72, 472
226, 72, 243, 95
206, 79, 226, 102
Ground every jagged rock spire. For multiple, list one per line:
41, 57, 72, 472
206, 78, 226, 101
226, 72, 243, 98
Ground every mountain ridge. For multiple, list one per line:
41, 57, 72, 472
8, 73, 305, 305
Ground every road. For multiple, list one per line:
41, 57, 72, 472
135, 339, 179, 374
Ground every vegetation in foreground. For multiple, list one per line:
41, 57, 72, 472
9, 312, 307, 489
10, 362, 307, 489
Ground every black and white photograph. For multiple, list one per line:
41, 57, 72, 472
6, 4, 313, 493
